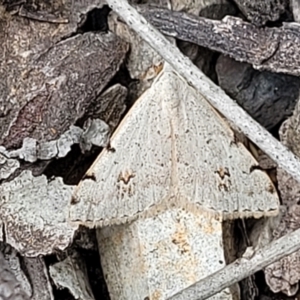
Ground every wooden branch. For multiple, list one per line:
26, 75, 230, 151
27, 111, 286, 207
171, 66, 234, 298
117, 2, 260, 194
138, 6, 300, 76
105, 0, 300, 184
168, 227, 300, 300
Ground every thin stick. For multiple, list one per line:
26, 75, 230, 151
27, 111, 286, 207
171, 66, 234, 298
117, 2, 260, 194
139, 7, 300, 76
139, 7, 297, 76
106, 0, 300, 184
168, 227, 300, 300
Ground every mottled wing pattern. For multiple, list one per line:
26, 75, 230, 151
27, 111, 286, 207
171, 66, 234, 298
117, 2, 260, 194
69, 69, 279, 227
69, 70, 174, 226
165, 72, 279, 218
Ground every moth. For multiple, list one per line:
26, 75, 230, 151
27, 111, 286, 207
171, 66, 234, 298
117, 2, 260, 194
69, 65, 279, 227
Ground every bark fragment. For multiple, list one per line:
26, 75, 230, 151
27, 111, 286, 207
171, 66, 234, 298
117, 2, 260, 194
0, 151, 20, 180
216, 55, 300, 130
232, 0, 288, 26
139, 7, 300, 76
291, 0, 300, 22
0, 4, 128, 150
0, 243, 32, 298
97, 209, 236, 300
0, 170, 77, 256
49, 251, 95, 300
22, 256, 54, 300
171, 0, 236, 16
263, 94, 300, 296
0, 247, 29, 300
84, 84, 127, 130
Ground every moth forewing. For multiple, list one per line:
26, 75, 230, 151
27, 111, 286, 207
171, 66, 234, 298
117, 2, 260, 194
68, 68, 279, 227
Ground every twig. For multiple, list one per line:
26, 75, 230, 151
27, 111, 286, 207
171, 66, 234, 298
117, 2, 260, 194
168, 227, 300, 300
106, 0, 300, 184
139, 7, 300, 76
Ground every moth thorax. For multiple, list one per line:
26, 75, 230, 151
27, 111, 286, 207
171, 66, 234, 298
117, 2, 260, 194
162, 95, 181, 117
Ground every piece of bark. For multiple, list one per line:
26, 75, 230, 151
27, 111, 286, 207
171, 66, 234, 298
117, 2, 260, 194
0, 124, 103, 179
7, 127, 81, 163
139, 7, 300, 76
0, 1, 126, 170
3, 30, 127, 149
279, 99, 300, 158
264, 204, 300, 295
80, 119, 110, 152
22, 256, 54, 300
232, 0, 288, 26
0, 243, 54, 300
49, 251, 95, 300
0, 170, 77, 256
0, 3, 128, 150
291, 0, 300, 22
260, 94, 300, 296
264, 167, 300, 295
3, 83, 126, 162
251, 149, 277, 171
33, 84, 127, 183
0, 243, 32, 298
216, 55, 300, 130
70, 228, 111, 300
131, 0, 171, 6
0, 83, 126, 178
97, 208, 237, 300
0, 84, 127, 171
171, 0, 236, 16
85, 84, 127, 130
0, 151, 20, 180
277, 168, 300, 208
2, 0, 106, 28
0, 248, 29, 300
